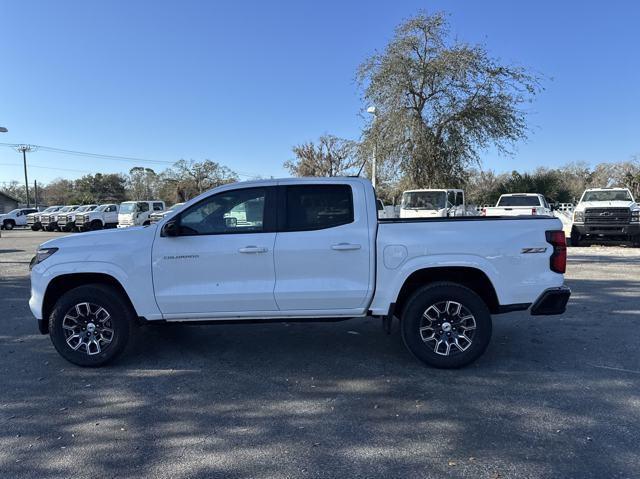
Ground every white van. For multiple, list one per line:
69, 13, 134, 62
117, 201, 165, 228
399, 189, 466, 218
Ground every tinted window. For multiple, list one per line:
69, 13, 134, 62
497, 196, 541, 207
138, 202, 149, 212
153, 202, 164, 211
447, 191, 455, 205
285, 185, 353, 231
179, 187, 266, 235
455, 192, 464, 206
107, 205, 116, 212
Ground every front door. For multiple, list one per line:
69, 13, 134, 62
152, 186, 278, 317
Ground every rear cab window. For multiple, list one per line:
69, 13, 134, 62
283, 184, 354, 231
498, 196, 542, 207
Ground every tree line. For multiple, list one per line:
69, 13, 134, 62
1, 159, 238, 206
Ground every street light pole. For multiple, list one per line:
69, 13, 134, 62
366, 107, 377, 188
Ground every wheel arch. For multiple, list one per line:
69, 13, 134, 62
394, 266, 500, 316
41, 273, 138, 334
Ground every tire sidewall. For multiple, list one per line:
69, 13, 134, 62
49, 285, 133, 367
4, 220, 14, 230
401, 283, 492, 369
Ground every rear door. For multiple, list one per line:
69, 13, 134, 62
273, 182, 372, 312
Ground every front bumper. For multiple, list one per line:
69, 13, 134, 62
573, 223, 640, 237
530, 286, 571, 315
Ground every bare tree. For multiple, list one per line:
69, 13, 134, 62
285, 135, 359, 177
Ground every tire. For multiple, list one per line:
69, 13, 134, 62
4, 220, 14, 230
31, 225, 40, 231
49, 284, 135, 367
570, 227, 583, 247
400, 282, 492, 369
143, 220, 151, 226
90, 220, 103, 230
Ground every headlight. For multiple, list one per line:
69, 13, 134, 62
573, 211, 585, 223
29, 247, 58, 270
632, 210, 640, 222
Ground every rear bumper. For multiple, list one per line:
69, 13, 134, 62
530, 286, 571, 315
574, 223, 640, 236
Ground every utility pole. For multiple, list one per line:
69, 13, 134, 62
34, 180, 39, 208
16, 145, 35, 207
366, 106, 377, 188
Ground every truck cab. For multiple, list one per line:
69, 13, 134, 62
399, 189, 465, 218
117, 201, 165, 228
571, 188, 640, 246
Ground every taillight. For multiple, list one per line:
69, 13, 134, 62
546, 230, 566, 274
481, 208, 486, 216
531, 208, 537, 215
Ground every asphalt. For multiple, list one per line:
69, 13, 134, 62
1, 229, 639, 479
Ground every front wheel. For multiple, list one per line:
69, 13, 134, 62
3, 220, 14, 230
49, 284, 135, 367
401, 282, 492, 369
570, 227, 584, 247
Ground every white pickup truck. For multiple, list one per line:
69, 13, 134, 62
0, 207, 39, 230
29, 178, 570, 368
570, 188, 640, 246
482, 193, 553, 217
400, 189, 467, 218
76, 204, 120, 231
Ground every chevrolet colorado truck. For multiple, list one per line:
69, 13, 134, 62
570, 188, 640, 246
482, 193, 552, 217
29, 178, 570, 368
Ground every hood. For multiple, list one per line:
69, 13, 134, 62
39, 224, 157, 250
576, 200, 636, 211
0, 213, 6, 220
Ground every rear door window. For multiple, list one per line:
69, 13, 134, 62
284, 184, 354, 231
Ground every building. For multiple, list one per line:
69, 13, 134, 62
0, 191, 20, 213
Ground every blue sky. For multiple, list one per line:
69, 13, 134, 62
1, 0, 639, 184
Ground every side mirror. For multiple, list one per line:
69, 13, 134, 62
225, 217, 237, 228
161, 219, 180, 237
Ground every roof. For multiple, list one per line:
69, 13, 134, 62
0, 190, 20, 203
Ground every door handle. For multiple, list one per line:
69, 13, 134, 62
238, 246, 268, 254
331, 243, 362, 251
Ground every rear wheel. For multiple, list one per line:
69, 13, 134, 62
3, 220, 15, 230
401, 282, 492, 369
49, 284, 135, 367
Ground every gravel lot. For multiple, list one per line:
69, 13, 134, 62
1, 229, 639, 479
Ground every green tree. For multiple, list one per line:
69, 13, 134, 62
127, 167, 159, 200
284, 135, 359, 177
357, 11, 541, 190
74, 173, 127, 203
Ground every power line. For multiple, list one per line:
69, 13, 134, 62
0, 162, 95, 174
0, 142, 264, 178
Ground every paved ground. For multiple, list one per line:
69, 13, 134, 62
1, 229, 639, 479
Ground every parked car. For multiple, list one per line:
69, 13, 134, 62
58, 205, 98, 232
571, 187, 640, 246
42, 205, 80, 232
399, 189, 466, 218
29, 178, 570, 368
150, 202, 184, 224
76, 204, 120, 231
482, 193, 553, 217
117, 201, 165, 228
27, 206, 62, 231
0, 207, 39, 230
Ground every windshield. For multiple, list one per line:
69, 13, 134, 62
582, 190, 633, 202
120, 203, 136, 213
6, 209, 20, 215
401, 191, 447, 210
43, 206, 60, 213
76, 205, 95, 212
59, 206, 73, 212
96, 205, 108, 212
497, 196, 541, 207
